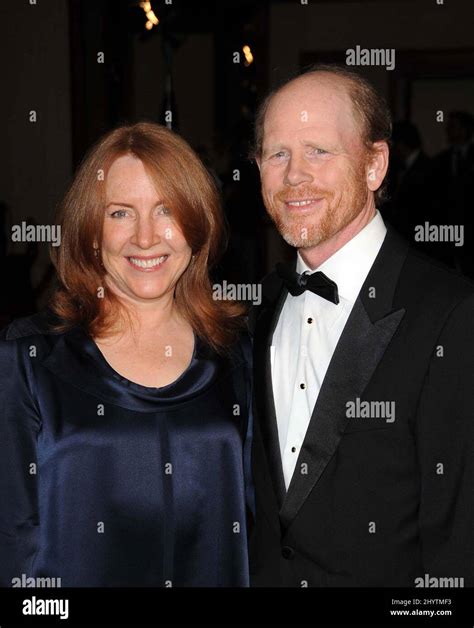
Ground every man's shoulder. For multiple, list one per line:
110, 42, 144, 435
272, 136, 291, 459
402, 244, 474, 302
389, 241, 474, 336
378, 225, 474, 304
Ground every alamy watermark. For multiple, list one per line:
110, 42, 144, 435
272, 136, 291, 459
22, 596, 69, 620
213, 281, 262, 305
415, 574, 464, 588
12, 574, 61, 588
346, 45, 395, 71
11, 221, 61, 247
346, 397, 396, 423
15, 575, 67, 621
414, 222, 464, 247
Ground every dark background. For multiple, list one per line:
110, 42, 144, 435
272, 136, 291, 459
1, 0, 474, 326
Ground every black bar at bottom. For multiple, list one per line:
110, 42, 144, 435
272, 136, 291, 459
0, 587, 473, 625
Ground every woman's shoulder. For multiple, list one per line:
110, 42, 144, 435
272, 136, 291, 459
1, 309, 64, 342
0, 310, 68, 376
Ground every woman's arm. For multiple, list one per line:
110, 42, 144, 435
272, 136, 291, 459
0, 330, 41, 587
239, 332, 256, 531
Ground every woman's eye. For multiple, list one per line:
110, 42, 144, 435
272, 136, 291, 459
158, 205, 172, 215
110, 209, 129, 218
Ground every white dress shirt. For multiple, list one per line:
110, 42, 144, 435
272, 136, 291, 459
271, 210, 387, 489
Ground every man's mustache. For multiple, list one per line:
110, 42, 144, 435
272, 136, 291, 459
274, 187, 331, 203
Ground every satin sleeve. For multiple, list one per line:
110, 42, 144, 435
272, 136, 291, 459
239, 333, 256, 526
0, 330, 41, 587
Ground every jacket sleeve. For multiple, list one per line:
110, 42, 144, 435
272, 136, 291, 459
416, 293, 474, 585
0, 332, 41, 586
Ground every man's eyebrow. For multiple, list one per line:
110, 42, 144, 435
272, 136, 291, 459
262, 140, 341, 156
262, 144, 287, 155
298, 136, 346, 153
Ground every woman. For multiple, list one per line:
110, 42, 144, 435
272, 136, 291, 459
0, 122, 253, 587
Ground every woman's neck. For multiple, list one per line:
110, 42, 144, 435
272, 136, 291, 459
99, 293, 187, 343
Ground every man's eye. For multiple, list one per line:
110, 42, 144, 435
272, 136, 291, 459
110, 209, 129, 218
271, 151, 287, 159
312, 148, 328, 155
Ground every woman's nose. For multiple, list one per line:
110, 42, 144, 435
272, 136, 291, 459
134, 216, 161, 249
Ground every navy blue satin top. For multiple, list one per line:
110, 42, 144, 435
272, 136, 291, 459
0, 311, 254, 587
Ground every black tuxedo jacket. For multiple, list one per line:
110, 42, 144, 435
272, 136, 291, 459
248, 226, 474, 586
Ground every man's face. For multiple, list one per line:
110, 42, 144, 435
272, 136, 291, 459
258, 75, 371, 249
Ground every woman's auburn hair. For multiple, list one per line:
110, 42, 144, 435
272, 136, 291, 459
49, 121, 246, 352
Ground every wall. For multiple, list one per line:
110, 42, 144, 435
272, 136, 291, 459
0, 0, 72, 286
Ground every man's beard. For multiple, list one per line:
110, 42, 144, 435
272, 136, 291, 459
262, 163, 369, 249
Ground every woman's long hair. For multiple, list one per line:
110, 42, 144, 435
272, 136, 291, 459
49, 122, 246, 352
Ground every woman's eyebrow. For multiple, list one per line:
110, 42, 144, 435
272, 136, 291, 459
106, 201, 135, 208
105, 200, 165, 208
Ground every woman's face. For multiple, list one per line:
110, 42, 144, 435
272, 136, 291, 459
101, 154, 192, 305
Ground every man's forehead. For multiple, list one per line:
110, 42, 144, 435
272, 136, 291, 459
262, 84, 360, 151
268, 75, 353, 121
263, 125, 340, 149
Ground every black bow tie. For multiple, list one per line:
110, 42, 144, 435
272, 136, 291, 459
276, 262, 340, 304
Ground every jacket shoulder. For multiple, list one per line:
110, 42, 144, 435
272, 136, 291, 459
403, 246, 474, 303
0, 309, 64, 341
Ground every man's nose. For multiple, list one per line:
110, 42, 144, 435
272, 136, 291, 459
283, 154, 314, 186
133, 216, 161, 249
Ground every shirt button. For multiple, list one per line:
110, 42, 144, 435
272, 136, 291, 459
282, 546, 295, 560
291, 446, 297, 453
300, 383, 306, 389
307, 317, 313, 324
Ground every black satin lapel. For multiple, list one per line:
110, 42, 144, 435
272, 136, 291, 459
253, 288, 288, 510
279, 298, 406, 530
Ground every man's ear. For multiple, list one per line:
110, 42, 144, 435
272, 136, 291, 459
366, 141, 389, 192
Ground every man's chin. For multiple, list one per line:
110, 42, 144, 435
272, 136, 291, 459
268, 208, 327, 248
280, 229, 325, 249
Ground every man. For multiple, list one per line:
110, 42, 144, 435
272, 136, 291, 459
248, 64, 474, 587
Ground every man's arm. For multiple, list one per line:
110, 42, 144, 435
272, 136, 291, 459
416, 293, 474, 585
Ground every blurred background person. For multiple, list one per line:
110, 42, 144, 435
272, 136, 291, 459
388, 121, 433, 235
432, 111, 474, 274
